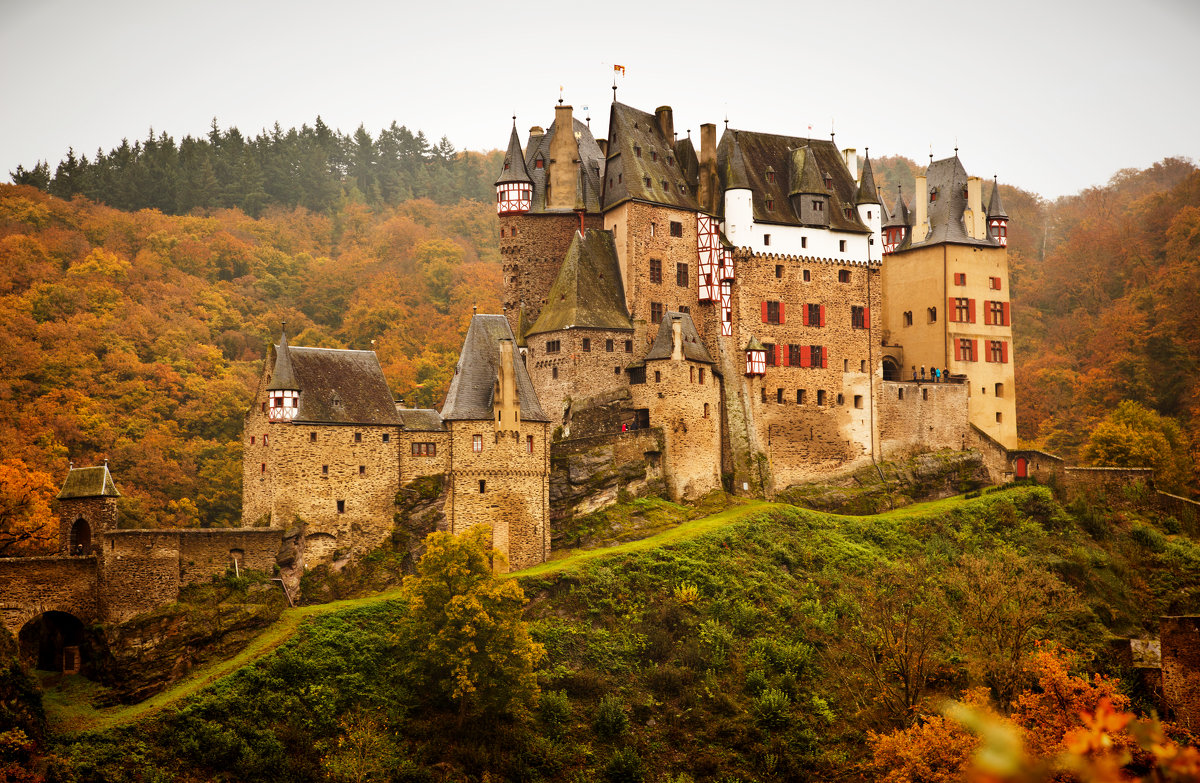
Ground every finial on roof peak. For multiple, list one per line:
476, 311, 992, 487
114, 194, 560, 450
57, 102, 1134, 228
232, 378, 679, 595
473, 303, 477, 315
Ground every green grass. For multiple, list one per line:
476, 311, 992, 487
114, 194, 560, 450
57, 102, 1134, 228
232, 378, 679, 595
45, 492, 976, 736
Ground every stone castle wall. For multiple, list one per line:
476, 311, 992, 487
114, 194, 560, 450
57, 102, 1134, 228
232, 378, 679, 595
398, 431, 451, 484
57, 497, 118, 555
444, 419, 550, 571
0, 556, 99, 634
879, 380, 970, 459
525, 327, 636, 429
1060, 466, 1155, 502
500, 212, 602, 336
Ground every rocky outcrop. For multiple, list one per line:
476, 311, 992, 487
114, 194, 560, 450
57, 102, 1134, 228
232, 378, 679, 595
550, 429, 666, 523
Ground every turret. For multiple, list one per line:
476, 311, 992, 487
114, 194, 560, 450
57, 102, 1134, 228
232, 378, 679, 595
855, 152, 882, 248
495, 120, 533, 215
57, 462, 120, 556
987, 177, 1009, 247
723, 132, 754, 245
882, 185, 910, 255
789, 146, 828, 227
745, 336, 766, 376
267, 326, 300, 422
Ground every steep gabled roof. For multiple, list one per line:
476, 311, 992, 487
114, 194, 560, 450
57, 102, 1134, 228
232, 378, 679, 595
525, 229, 632, 337
442, 315, 549, 422
883, 186, 910, 229
524, 118, 604, 213
856, 155, 880, 205
987, 177, 1008, 219
284, 347, 401, 425
716, 129, 869, 233
645, 312, 714, 364
58, 464, 120, 499
724, 132, 752, 191
495, 122, 532, 186
602, 102, 700, 212
909, 156, 996, 249
267, 329, 299, 391
789, 146, 824, 195
397, 408, 446, 432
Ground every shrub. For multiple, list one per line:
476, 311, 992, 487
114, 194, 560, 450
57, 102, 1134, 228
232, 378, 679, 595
744, 669, 768, 697
592, 694, 628, 739
1129, 523, 1167, 552
538, 690, 572, 735
603, 747, 645, 783
673, 581, 700, 604
752, 687, 791, 731
698, 619, 734, 669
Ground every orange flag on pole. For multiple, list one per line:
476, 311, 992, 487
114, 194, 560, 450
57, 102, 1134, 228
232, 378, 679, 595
614, 64, 625, 75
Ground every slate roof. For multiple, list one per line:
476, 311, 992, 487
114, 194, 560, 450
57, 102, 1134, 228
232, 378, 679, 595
495, 122, 532, 186
987, 177, 1008, 219
789, 147, 825, 195
602, 102, 701, 212
883, 186, 910, 229
441, 315, 549, 422
645, 312, 714, 364
907, 156, 997, 249
267, 329, 299, 391
716, 129, 870, 233
723, 132, 752, 191
745, 335, 766, 352
524, 117, 604, 213
525, 229, 632, 338
58, 465, 120, 499
397, 408, 446, 432
856, 155, 880, 205
282, 346, 401, 425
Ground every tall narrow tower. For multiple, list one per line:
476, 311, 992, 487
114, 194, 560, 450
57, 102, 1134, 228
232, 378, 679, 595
266, 326, 300, 422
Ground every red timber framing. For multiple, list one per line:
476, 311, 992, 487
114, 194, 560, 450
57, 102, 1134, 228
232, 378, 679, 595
720, 280, 732, 336
746, 349, 766, 375
497, 182, 532, 215
696, 213, 718, 302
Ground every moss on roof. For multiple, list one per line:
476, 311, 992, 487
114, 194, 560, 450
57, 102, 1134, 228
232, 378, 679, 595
58, 465, 119, 499
602, 102, 701, 212
526, 229, 632, 337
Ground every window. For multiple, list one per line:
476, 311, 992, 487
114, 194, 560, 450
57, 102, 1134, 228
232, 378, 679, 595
766, 170, 775, 183
635, 145, 642, 157
535, 158, 544, 168
898, 388, 904, 400
412, 443, 437, 456
670, 221, 683, 237
263, 434, 268, 446
806, 303, 822, 326
839, 240, 847, 252
261, 463, 265, 473
337, 500, 345, 513
678, 305, 689, 314
382, 433, 389, 443
995, 383, 1004, 397
500, 227, 505, 238
764, 233, 771, 246
261, 402, 266, 413
552, 367, 558, 379
922, 388, 928, 400
802, 268, 810, 281
650, 222, 656, 237
817, 390, 826, 405
824, 175, 833, 189
629, 366, 646, 384
854, 395, 863, 409
788, 344, 802, 367
580, 337, 591, 353
903, 311, 913, 326
651, 150, 658, 162
810, 345, 826, 367
764, 301, 782, 324
953, 297, 971, 323
354, 432, 362, 443
698, 368, 705, 384
851, 306, 867, 329
473, 434, 482, 452
775, 265, 783, 278
987, 340, 1008, 363
930, 188, 938, 203
996, 412, 1003, 423
676, 262, 688, 287
811, 200, 823, 211
954, 273, 967, 286
928, 306, 938, 323
323, 464, 329, 475
650, 258, 662, 283
797, 389, 806, 404
606, 339, 614, 352
703, 403, 710, 418
358, 465, 365, 475
614, 366, 621, 374
527, 435, 534, 453
763, 343, 776, 366
837, 393, 844, 405
957, 338, 976, 362
777, 388, 784, 403
986, 300, 1009, 325
860, 359, 867, 372
761, 388, 768, 403
651, 302, 664, 323
801, 237, 808, 249
843, 359, 849, 372
655, 370, 662, 383
644, 177, 651, 187
479, 480, 486, 493
838, 269, 850, 283
989, 276, 1002, 290
766, 201, 774, 212
250, 436, 255, 445
546, 339, 561, 354
690, 366, 695, 383
624, 340, 633, 352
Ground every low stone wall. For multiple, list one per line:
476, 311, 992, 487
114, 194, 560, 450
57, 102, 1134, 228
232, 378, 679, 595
550, 428, 666, 521
176, 529, 284, 584
1161, 616, 1200, 729
1157, 491, 1200, 528
879, 380, 970, 460
1059, 467, 1154, 503
0, 556, 99, 633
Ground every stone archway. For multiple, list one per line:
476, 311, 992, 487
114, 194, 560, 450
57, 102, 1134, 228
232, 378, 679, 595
18, 611, 87, 675
70, 518, 91, 555
882, 356, 902, 381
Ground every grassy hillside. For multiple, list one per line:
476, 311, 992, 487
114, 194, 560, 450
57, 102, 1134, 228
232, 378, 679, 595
39, 483, 1199, 782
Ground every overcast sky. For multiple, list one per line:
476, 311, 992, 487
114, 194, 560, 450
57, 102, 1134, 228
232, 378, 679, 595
2, 0, 1197, 200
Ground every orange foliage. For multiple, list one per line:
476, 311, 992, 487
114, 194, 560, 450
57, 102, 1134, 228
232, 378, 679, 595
0, 459, 58, 555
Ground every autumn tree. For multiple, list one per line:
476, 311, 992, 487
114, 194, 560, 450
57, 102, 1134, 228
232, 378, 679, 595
396, 526, 543, 728
0, 459, 58, 555
1083, 400, 1194, 494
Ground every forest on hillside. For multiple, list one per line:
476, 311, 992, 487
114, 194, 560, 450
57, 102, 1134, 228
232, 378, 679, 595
1, 125, 1197, 544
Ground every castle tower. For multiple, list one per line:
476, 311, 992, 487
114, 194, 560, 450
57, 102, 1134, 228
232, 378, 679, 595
495, 120, 532, 216
266, 326, 300, 422
987, 177, 1009, 247
855, 153, 882, 256
882, 185, 910, 255
57, 463, 120, 556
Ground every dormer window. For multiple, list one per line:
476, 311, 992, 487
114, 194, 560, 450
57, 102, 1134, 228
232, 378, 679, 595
644, 177, 651, 188
824, 174, 833, 189
535, 158, 544, 169
635, 145, 642, 157
504, 160, 510, 171
651, 150, 658, 162
667, 156, 674, 166
766, 169, 776, 183
930, 188, 938, 203
766, 199, 774, 211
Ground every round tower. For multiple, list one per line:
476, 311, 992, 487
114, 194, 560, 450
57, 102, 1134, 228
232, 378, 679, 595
267, 326, 300, 422
855, 151, 882, 250
495, 120, 532, 215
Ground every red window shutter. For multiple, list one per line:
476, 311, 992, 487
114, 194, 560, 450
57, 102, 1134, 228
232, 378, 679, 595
800, 346, 811, 367
821, 347, 828, 368
983, 302, 992, 326
948, 297, 956, 322
968, 299, 976, 323
995, 277, 1002, 291
972, 339, 979, 361
802, 304, 809, 326
783, 345, 790, 366
984, 342, 993, 362
779, 302, 786, 324
864, 307, 870, 328
761, 301, 768, 323
819, 304, 826, 327
1002, 341, 1009, 363
1002, 302, 1010, 326
954, 340, 962, 361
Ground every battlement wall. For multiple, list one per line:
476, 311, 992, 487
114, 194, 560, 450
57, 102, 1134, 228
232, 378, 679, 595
879, 380, 969, 459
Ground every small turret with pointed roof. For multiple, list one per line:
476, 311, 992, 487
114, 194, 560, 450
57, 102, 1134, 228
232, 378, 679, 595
267, 324, 301, 422
987, 176, 1009, 246
882, 185, 910, 254
724, 132, 752, 191
495, 119, 533, 215
855, 153, 880, 205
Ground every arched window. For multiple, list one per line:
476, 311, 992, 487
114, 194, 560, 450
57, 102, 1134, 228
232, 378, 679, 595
70, 518, 91, 555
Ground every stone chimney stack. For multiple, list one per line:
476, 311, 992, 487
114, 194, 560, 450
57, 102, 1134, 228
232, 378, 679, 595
842, 148, 858, 182
547, 104, 579, 211
698, 123, 718, 214
914, 174, 929, 243
655, 106, 674, 143
671, 318, 684, 361
966, 176, 984, 238
494, 339, 521, 434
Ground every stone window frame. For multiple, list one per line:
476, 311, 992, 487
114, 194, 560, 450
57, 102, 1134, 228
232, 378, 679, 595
322, 464, 329, 475
817, 390, 827, 406
649, 258, 663, 284
472, 434, 482, 452
797, 389, 806, 404
412, 442, 437, 457
802, 268, 810, 281
650, 302, 664, 324
310, 432, 317, 443
382, 433, 390, 443
354, 432, 362, 443
676, 262, 688, 288
851, 305, 867, 330
527, 435, 534, 453
624, 340, 633, 353
670, 221, 683, 237
358, 465, 366, 475
838, 269, 851, 283
775, 264, 783, 278
606, 339, 614, 352
582, 338, 591, 352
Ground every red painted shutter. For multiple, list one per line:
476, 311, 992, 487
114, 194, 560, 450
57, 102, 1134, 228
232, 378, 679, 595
761, 301, 768, 323
802, 304, 809, 326
954, 340, 962, 361
948, 297, 956, 322
800, 346, 810, 367
995, 277, 1002, 291
972, 339, 979, 361
864, 307, 870, 328
968, 299, 976, 323
821, 347, 828, 368
1002, 302, 1010, 326
1002, 341, 1009, 363
819, 304, 826, 327
983, 302, 992, 325
783, 345, 790, 366
779, 302, 786, 324
984, 342, 993, 362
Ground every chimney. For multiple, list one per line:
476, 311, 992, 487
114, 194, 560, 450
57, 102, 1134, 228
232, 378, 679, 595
966, 176, 984, 238
529, 126, 544, 139
655, 106, 674, 143
671, 318, 684, 361
698, 123, 717, 214
597, 138, 607, 157
495, 339, 521, 433
548, 104, 579, 210
842, 148, 857, 182
914, 174, 929, 243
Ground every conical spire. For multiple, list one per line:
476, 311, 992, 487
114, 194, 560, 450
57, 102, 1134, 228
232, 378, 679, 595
987, 177, 1008, 220
883, 185, 910, 228
856, 154, 880, 205
724, 132, 751, 190
267, 325, 299, 391
494, 120, 532, 186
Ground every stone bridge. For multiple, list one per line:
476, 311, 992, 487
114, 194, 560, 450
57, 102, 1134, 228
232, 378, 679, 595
0, 555, 100, 636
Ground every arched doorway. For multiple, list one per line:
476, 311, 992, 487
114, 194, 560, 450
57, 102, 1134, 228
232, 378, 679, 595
70, 518, 91, 555
882, 357, 901, 381
18, 611, 87, 675
1015, 457, 1028, 479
